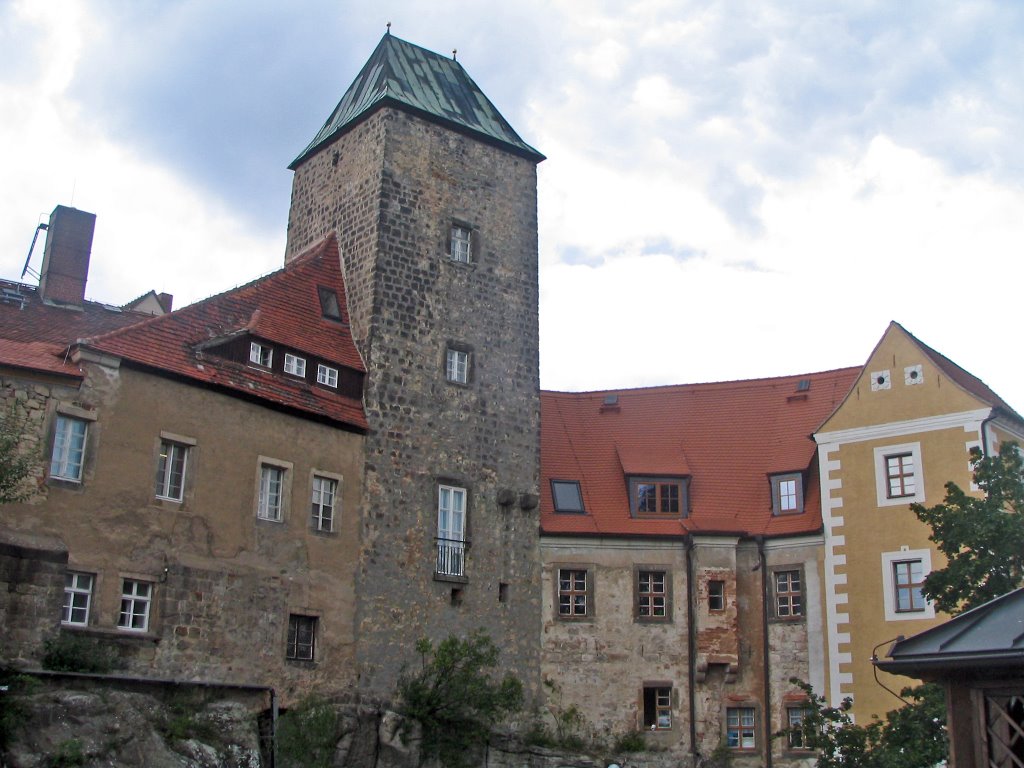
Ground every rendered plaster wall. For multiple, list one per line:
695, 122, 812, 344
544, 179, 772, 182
0, 364, 364, 702
287, 109, 542, 699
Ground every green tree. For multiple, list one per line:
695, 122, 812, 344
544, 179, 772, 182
912, 440, 1024, 614
396, 630, 523, 768
0, 408, 35, 503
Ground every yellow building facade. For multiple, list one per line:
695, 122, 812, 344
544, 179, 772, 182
813, 322, 1024, 721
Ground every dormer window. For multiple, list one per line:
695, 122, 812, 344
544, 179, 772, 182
771, 473, 804, 515
284, 353, 306, 377
250, 342, 272, 367
318, 286, 342, 321
317, 364, 338, 388
450, 224, 472, 263
551, 480, 584, 513
628, 477, 688, 517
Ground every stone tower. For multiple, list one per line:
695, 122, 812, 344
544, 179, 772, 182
285, 33, 544, 696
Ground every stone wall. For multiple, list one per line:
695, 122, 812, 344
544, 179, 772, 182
287, 108, 542, 699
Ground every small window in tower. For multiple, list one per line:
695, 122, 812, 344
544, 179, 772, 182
450, 224, 472, 263
318, 286, 342, 321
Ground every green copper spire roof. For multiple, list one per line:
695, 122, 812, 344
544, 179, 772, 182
290, 33, 544, 168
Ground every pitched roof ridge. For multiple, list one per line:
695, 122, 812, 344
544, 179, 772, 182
541, 365, 862, 397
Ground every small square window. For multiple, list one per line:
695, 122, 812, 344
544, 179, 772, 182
450, 224, 472, 263
51, 415, 87, 482
446, 348, 469, 384
726, 706, 756, 749
62, 572, 94, 626
250, 342, 272, 367
287, 614, 316, 661
637, 570, 669, 620
311, 475, 337, 532
557, 568, 590, 618
155, 441, 188, 501
317, 364, 338, 388
708, 580, 725, 611
258, 465, 285, 521
118, 579, 152, 633
773, 569, 803, 619
551, 480, 584, 513
284, 353, 306, 377
643, 686, 672, 730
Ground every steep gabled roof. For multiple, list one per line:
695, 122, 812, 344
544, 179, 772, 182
83, 236, 367, 431
291, 32, 544, 168
541, 367, 860, 539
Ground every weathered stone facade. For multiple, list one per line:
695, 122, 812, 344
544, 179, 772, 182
287, 106, 543, 697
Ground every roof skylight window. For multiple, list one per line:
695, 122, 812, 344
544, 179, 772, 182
318, 286, 342, 321
551, 480, 585, 513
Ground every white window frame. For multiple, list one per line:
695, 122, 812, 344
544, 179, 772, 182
317, 364, 338, 388
249, 341, 272, 367
881, 547, 936, 621
258, 465, 285, 521
155, 439, 189, 501
118, 579, 152, 633
284, 353, 306, 377
62, 571, 94, 626
51, 415, 88, 482
311, 473, 339, 532
436, 484, 467, 576
874, 442, 925, 506
450, 224, 472, 263
446, 348, 469, 384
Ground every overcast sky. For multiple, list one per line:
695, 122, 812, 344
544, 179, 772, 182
2, 0, 1023, 410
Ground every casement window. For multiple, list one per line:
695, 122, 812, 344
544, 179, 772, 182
62, 572, 94, 626
881, 548, 935, 621
708, 580, 725, 611
249, 341, 272, 367
873, 443, 925, 506
258, 465, 286, 521
726, 707, 757, 749
557, 568, 590, 618
286, 614, 317, 661
317, 364, 338, 388
284, 353, 306, 377
643, 686, 672, 730
154, 440, 188, 501
311, 475, 337, 532
893, 559, 926, 613
551, 480, 584, 513
445, 348, 469, 384
773, 569, 803, 619
118, 579, 152, 632
317, 286, 342, 321
637, 570, 670, 621
786, 705, 812, 750
771, 473, 803, 515
628, 477, 687, 517
436, 485, 467, 577
450, 224, 472, 263
50, 415, 87, 482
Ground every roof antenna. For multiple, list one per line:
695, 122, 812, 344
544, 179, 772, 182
452, 48, 457, 60
386, 21, 391, 34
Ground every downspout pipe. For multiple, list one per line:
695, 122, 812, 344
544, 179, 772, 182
756, 535, 773, 768
686, 534, 699, 762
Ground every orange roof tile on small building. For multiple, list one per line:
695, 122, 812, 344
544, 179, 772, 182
540, 367, 860, 539
81, 235, 368, 432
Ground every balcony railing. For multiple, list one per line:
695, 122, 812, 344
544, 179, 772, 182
435, 537, 466, 577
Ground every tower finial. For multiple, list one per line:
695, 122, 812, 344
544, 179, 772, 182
452, 48, 457, 61
386, 21, 391, 34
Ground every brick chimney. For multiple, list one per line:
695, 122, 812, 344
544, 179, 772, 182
39, 205, 95, 305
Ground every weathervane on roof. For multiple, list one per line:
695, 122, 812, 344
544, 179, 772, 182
386, 21, 391, 34
452, 49, 457, 61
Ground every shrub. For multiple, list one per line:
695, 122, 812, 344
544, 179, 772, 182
276, 696, 340, 768
41, 634, 120, 674
613, 730, 646, 752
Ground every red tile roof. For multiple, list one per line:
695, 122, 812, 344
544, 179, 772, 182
540, 367, 860, 539
0, 339, 82, 380
82, 236, 367, 431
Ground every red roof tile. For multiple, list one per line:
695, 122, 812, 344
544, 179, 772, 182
0, 339, 82, 380
82, 236, 367, 431
541, 367, 860, 539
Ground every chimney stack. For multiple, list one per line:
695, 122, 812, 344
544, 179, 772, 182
39, 205, 95, 305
